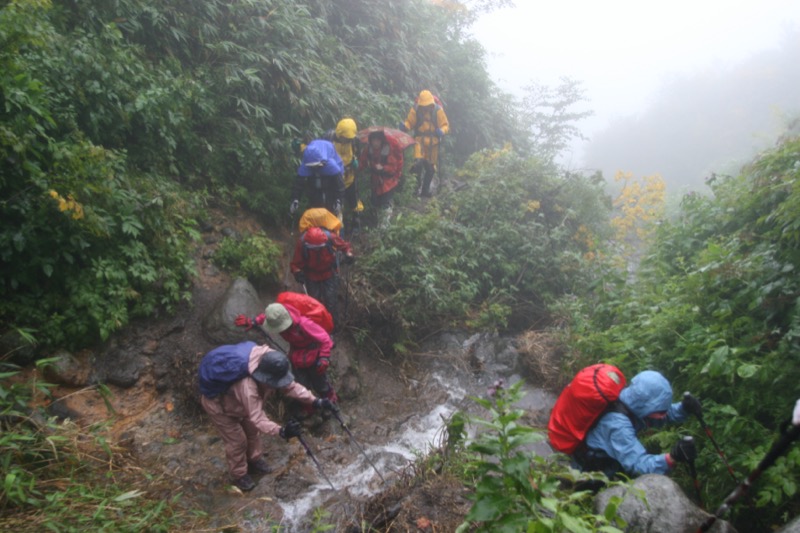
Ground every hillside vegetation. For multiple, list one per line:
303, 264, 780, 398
2, 0, 800, 531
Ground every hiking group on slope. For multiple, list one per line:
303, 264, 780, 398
197, 92, 448, 492
289, 89, 449, 233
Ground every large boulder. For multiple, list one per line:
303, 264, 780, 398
595, 474, 737, 533
202, 278, 266, 346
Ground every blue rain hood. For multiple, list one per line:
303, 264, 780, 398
618, 370, 673, 419
298, 139, 344, 177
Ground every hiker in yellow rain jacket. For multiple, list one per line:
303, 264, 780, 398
324, 118, 363, 234
400, 90, 449, 197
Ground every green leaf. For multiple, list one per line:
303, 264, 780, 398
736, 363, 760, 379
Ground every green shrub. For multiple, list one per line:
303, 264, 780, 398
355, 147, 612, 338
455, 380, 625, 532
560, 136, 800, 529
212, 232, 283, 283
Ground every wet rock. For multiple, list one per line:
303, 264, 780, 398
594, 474, 737, 532
464, 333, 519, 374
221, 227, 239, 239
201, 278, 264, 345
93, 342, 146, 388
44, 349, 92, 387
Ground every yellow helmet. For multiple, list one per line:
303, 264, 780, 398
335, 118, 357, 140
417, 90, 434, 106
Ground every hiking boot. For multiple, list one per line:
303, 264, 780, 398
248, 458, 272, 475
233, 474, 256, 492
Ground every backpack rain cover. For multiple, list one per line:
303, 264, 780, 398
198, 341, 257, 398
547, 363, 626, 454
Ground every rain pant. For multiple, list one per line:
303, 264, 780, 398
582, 370, 688, 477
200, 345, 316, 479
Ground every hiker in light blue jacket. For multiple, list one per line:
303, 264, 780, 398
579, 370, 701, 478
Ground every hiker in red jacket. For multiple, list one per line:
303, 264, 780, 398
262, 302, 337, 408
198, 345, 335, 492
290, 226, 354, 331
361, 129, 404, 228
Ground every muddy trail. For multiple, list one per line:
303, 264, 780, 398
45, 209, 558, 532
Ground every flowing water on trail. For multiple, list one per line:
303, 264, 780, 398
276, 356, 557, 532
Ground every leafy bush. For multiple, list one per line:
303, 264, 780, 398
355, 146, 612, 340
0, 1, 201, 350
455, 380, 624, 532
560, 136, 800, 529
212, 233, 283, 283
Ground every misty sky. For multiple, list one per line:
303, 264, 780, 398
471, 0, 800, 167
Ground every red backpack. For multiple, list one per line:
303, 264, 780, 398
301, 227, 338, 273
548, 364, 626, 454
276, 291, 334, 333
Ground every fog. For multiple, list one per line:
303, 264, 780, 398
584, 32, 800, 191
473, 1, 800, 192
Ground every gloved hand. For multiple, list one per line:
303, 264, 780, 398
315, 357, 330, 375
253, 313, 265, 327
436, 127, 444, 140
291, 138, 302, 154
333, 199, 342, 217
343, 253, 355, 265
670, 436, 697, 463
351, 157, 359, 170
397, 121, 407, 133
293, 271, 306, 285
234, 314, 254, 330
289, 199, 299, 215
279, 419, 303, 441
313, 398, 339, 413
682, 392, 703, 419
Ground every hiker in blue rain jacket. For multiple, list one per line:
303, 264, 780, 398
290, 139, 346, 218
577, 370, 700, 478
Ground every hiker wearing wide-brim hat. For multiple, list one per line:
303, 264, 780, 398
264, 303, 338, 411
198, 344, 336, 492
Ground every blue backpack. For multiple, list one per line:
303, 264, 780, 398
198, 341, 257, 398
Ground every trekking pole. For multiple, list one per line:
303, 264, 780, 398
684, 392, 739, 484
684, 437, 704, 509
330, 409, 387, 485
246, 323, 290, 354
696, 422, 800, 532
295, 432, 336, 491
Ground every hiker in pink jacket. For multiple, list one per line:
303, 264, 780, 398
264, 302, 337, 405
199, 345, 336, 492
